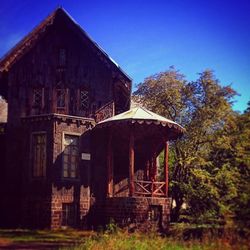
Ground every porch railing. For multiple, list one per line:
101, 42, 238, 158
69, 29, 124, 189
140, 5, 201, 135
134, 180, 166, 197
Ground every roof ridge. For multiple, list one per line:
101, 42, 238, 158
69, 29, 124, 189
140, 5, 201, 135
132, 106, 141, 118
145, 108, 153, 116
138, 106, 155, 117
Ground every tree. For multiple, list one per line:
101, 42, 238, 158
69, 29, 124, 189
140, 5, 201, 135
244, 100, 250, 114
133, 67, 238, 223
209, 106, 250, 228
234, 110, 250, 229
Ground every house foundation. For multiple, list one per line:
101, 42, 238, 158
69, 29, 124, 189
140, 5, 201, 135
105, 197, 171, 230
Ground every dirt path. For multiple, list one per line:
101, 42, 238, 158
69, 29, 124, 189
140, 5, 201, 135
0, 238, 76, 250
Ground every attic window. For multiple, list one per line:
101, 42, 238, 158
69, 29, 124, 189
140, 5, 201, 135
79, 90, 89, 111
59, 48, 66, 66
32, 88, 43, 107
56, 89, 66, 108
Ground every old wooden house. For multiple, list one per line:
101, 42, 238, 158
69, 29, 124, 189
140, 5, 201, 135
0, 8, 183, 230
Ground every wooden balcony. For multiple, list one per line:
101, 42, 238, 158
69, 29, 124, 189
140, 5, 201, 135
134, 180, 166, 197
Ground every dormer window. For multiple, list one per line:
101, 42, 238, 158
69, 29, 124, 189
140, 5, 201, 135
59, 48, 66, 67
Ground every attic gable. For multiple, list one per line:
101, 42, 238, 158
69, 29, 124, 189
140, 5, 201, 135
0, 8, 131, 82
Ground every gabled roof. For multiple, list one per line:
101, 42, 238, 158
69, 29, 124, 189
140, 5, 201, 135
96, 106, 184, 135
0, 7, 131, 81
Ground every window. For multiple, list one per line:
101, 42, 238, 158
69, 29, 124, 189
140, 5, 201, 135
32, 88, 43, 107
32, 133, 46, 177
148, 205, 162, 222
79, 90, 89, 111
56, 88, 66, 108
62, 203, 76, 227
59, 48, 66, 66
63, 135, 79, 178
32, 88, 44, 114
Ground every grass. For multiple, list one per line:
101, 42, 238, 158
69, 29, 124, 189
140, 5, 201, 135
59, 230, 249, 250
0, 228, 249, 250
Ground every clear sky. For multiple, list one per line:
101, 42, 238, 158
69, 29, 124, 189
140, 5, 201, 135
0, 0, 249, 112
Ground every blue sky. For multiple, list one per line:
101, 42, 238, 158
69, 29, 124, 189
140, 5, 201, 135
0, 0, 249, 112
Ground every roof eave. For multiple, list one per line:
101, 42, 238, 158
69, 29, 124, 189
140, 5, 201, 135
95, 117, 184, 132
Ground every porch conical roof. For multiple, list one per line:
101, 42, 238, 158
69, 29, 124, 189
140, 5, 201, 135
96, 106, 184, 137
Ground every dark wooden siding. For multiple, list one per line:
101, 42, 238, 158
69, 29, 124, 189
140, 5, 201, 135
7, 11, 130, 125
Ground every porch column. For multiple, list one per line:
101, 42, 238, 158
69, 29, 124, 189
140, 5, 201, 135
129, 128, 135, 196
145, 160, 150, 180
150, 152, 157, 196
107, 131, 113, 197
164, 141, 169, 196
151, 152, 157, 181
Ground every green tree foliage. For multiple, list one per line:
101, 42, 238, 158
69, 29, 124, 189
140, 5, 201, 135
210, 108, 250, 228
133, 67, 249, 226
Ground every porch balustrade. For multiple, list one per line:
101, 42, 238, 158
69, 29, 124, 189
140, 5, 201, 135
134, 180, 166, 197
113, 179, 167, 197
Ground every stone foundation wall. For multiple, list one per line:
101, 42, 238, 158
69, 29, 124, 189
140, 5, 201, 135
51, 185, 90, 229
105, 197, 171, 231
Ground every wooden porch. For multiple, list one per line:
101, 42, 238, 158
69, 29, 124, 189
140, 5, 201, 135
94, 107, 184, 200
107, 130, 170, 198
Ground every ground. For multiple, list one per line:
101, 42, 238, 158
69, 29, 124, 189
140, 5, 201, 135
0, 227, 248, 250
0, 229, 92, 249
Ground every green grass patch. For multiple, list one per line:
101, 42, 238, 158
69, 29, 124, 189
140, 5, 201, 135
59, 230, 249, 250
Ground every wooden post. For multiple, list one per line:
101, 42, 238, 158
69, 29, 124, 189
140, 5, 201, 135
145, 160, 150, 180
152, 152, 157, 181
164, 141, 169, 196
151, 152, 157, 196
129, 128, 135, 197
107, 131, 113, 197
